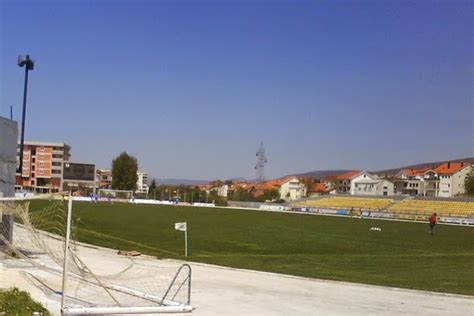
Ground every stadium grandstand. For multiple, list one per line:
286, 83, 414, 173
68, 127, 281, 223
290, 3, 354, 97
292, 196, 394, 211
387, 199, 474, 218
289, 195, 474, 219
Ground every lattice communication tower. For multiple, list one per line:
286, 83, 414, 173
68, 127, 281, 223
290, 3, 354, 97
255, 142, 267, 182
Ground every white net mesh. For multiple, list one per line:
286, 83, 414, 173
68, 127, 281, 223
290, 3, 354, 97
0, 194, 192, 313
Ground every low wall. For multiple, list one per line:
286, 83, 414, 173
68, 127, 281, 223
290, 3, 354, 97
228, 201, 284, 209
0, 116, 18, 247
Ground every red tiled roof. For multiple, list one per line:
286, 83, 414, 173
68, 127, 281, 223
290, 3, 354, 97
400, 167, 429, 177
324, 170, 361, 181
434, 162, 468, 175
253, 176, 295, 190
309, 182, 328, 193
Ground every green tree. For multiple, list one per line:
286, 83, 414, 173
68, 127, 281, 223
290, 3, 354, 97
258, 189, 280, 202
300, 178, 313, 197
148, 179, 157, 199
465, 175, 474, 196
149, 179, 157, 191
230, 187, 254, 202
207, 190, 228, 206
111, 152, 138, 191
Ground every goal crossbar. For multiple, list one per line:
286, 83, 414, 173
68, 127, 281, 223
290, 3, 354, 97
62, 305, 194, 315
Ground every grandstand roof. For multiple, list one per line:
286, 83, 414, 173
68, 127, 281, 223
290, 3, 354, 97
434, 162, 469, 175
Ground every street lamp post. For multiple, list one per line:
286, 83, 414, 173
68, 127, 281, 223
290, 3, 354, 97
17, 55, 34, 174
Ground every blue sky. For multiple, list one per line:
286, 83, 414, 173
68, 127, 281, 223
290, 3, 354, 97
1, 0, 472, 180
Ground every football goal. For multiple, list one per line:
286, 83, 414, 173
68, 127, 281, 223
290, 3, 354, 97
0, 193, 193, 314
98, 188, 134, 200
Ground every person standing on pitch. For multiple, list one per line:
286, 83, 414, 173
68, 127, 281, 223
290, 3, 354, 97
429, 213, 437, 235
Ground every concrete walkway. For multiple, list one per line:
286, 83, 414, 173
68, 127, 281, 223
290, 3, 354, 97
186, 260, 473, 316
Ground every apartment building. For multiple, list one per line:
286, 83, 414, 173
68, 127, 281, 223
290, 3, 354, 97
136, 171, 149, 194
96, 169, 112, 189
436, 162, 471, 198
394, 162, 471, 197
16, 141, 71, 193
394, 167, 437, 196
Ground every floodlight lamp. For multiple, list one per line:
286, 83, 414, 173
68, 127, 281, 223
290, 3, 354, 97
18, 55, 27, 67
18, 55, 34, 70
27, 60, 35, 70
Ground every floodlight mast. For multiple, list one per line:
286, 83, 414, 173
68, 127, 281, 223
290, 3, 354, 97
17, 54, 34, 175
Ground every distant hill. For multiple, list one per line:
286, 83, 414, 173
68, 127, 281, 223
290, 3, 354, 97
157, 178, 210, 185
291, 170, 354, 179
290, 157, 474, 180
156, 157, 474, 184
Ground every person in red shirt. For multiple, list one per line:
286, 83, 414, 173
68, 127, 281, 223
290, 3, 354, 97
429, 213, 437, 235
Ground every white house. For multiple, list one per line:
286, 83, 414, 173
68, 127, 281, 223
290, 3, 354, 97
324, 170, 362, 194
279, 177, 306, 201
435, 162, 472, 197
353, 179, 394, 196
349, 172, 378, 195
394, 167, 439, 197
217, 184, 228, 197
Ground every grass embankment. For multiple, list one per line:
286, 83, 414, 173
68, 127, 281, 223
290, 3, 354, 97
0, 287, 50, 315
30, 200, 474, 295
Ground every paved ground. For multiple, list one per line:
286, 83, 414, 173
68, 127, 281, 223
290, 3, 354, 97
0, 225, 472, 315
188, 261, 473, 316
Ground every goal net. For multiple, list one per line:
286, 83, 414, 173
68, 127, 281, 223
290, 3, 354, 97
0, 194, 193, 314
98, 189, 133, 200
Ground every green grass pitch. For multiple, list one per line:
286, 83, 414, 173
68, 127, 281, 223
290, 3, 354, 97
30, 200, 474, 295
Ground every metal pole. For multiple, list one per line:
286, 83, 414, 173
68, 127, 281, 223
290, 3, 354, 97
18, 61, 29, 174
10, 105, 13, 120
61, 194, 73, 310
184, 229, 188, 257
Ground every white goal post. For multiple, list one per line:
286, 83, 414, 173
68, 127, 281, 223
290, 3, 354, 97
98, 188, 134, 200
0, 194, 194, 315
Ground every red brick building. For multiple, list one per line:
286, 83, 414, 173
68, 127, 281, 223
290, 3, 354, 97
16, 141, 71, 193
